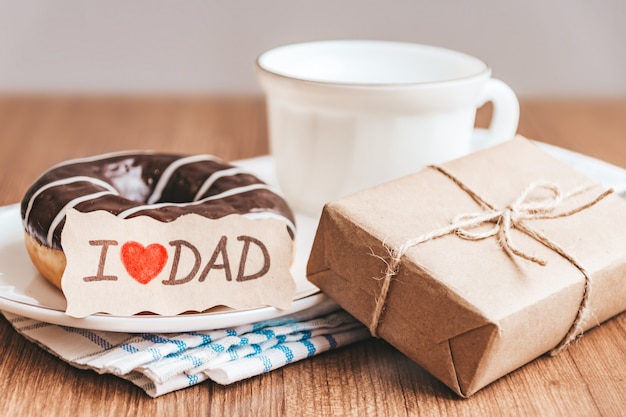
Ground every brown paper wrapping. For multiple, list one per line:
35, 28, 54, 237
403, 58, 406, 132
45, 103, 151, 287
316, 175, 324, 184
306, 136, 626, 397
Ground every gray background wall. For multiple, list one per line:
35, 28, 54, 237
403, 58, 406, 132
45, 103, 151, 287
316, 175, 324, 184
0, 0, 624, 96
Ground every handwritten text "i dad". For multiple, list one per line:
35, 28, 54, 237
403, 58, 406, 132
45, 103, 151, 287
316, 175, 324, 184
60, 209, 295, 317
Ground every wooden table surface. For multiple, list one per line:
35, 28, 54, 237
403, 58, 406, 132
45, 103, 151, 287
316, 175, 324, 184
0, 96, 625, 416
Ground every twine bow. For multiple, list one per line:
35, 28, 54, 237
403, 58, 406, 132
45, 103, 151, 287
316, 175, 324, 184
369, 165, 613, 355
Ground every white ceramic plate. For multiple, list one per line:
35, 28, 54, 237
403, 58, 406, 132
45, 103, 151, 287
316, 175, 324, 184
0, 158, 326, 333
2, 138, 626, 332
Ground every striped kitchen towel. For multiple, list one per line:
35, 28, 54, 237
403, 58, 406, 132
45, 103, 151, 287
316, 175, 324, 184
2, 299, 369, 397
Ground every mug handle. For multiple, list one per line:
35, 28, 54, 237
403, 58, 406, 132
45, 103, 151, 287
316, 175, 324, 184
476, 78, 520, 146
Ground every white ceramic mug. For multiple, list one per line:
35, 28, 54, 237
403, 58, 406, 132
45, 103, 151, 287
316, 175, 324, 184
257, 40, 519, 216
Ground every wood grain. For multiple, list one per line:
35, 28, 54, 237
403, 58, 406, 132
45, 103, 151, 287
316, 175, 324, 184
0, 96, 625, 417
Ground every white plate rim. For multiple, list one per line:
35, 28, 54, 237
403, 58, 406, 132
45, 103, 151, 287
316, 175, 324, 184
0, 287, 330, 333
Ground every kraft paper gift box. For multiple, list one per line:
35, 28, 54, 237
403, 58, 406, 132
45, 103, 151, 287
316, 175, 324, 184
306, 136, 626, 397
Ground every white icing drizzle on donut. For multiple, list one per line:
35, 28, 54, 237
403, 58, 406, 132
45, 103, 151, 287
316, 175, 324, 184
193, 166, 255, 201
46, 190, 116, 245
147, 154, 220, 204
241, 212, 297, 236
117, 183, 280, 218
23, 176, 119, 227
117, 181, 296, 236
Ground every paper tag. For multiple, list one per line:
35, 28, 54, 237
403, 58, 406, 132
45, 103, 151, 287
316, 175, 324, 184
61, 209, 296, 318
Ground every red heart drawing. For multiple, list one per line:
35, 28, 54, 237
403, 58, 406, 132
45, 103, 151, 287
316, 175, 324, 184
120, 241, 168, 285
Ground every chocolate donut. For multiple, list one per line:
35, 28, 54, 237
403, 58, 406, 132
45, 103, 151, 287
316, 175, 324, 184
21, 151, 296, 289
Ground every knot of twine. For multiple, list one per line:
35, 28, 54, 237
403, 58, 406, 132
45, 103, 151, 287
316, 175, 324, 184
369, 166, 613, 356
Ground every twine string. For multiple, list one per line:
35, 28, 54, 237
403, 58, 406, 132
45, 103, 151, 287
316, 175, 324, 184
368, 166, 612, 355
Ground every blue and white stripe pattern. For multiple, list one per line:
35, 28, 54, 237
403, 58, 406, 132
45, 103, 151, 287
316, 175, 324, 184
2, 302, 369, 397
